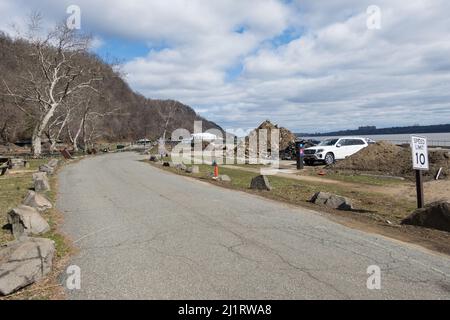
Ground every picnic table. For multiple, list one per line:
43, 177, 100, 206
0, 157, 9, 176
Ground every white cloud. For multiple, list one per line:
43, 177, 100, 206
1, 0, 449, 132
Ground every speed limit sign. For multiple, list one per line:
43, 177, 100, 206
411, 136, 429, 171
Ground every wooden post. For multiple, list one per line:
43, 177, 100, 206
415, 170, 424, 209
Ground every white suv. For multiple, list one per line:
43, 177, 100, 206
303, 137, 369, 165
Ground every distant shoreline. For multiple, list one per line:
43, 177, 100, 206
297, 124, 450, 137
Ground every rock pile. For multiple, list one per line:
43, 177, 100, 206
0, 159, 58, 296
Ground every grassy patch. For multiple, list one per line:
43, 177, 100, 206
313, 172, 406, 186
0, 159, 47, 244
148, 161, 416, 225
0, 158, 72, 300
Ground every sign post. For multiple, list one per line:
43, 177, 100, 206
411, 136, 429, 208
295, 141, 304, 170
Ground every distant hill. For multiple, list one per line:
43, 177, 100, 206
296, 124, 450, 137
0, 32, 223, 144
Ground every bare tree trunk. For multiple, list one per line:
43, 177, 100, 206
31, 105, 57, 157
31, 130, 42, 157
45, 131, 55, 152
72, 117, 84, 152
82, 116, 87, 153
50, 110, 71, 152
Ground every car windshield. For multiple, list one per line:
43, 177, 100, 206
318, 139, 338, 146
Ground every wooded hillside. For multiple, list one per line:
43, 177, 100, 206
0, 30, 223, 155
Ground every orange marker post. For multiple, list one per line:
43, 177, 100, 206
214, 163, 219, 178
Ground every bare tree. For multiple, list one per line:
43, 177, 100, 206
160, 100, 178, 141
67, 93, 119, 152
2, 16, 102, 157
44, 102, 73, 152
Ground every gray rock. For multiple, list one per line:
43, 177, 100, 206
39, 164, 54, 175
401, 201, 450, 232
0, 237, 55, 296
176, 163, 187, 171
22, 191, 52, 212
218, 175, 232, 182
186, 166, 200, 174
7, 205, 51, 238
311, 192, 353, 211
191, 166, 200, 174
250, 175, 272, 191
47, 159, 59, 168
33, 172, 50, 193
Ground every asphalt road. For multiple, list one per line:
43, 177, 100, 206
57, 152, 450, 299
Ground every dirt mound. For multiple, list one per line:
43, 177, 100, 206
330, 141, 450, 180
245, 120, 296, 153
401, 201, 450, 232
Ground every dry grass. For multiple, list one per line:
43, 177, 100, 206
148, 161, 416, 225
0, 159, 47, 244
0, 159, 73, 300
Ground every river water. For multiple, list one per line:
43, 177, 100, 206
302, 132, 450, 147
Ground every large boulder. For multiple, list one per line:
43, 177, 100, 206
401, 201, 450, 232
22, 191, 52, 212
33, 172, 50, 193
163, 162, 174, 168
250, 175, 272, 191
47, 159, 59, 168
39, 164, 54, 175
186, 166, 200, 174
7, 205, 51, 238
218, 175, 231, 182
191, 166, 200, 174
176, 163, 187, 171
0, 238, 55, 296
311, 192, 353, 211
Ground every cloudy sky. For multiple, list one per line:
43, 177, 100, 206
1, 0, 449, 134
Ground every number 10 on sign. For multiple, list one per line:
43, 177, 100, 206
411, 136, 429, 171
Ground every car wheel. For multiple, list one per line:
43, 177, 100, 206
324, 153, 335, 165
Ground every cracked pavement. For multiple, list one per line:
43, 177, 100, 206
57, 152, 450, 299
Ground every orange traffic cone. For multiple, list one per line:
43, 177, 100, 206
214, 164, 219, 178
